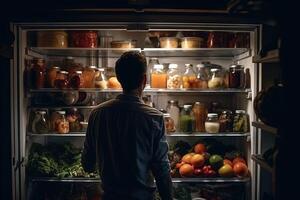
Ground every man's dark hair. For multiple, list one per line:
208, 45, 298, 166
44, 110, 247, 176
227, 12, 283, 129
115, 51, 147, 91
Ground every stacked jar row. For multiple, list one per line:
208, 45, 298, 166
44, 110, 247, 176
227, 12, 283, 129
29, 108, 88, 134
149, 61, 250, 89
162, 100, 250, 134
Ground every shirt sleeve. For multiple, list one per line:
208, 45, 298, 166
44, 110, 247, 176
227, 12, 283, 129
151, 116, 173, 200
81, 110, 97, 173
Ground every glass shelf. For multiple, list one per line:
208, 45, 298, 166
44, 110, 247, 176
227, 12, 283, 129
27, 133, 86, 137
166, 132, 250, 137
27, 47, 250, 59
30, 177, 250, 183
29, 88, 250, 94
28, 105, 97, 109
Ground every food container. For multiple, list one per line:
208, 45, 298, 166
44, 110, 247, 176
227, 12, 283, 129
219, 110, 233, 132
180, 105, 195, 132
69, 71, 84, 89
151, 64, 167, 88
233, 110, 249, 132
163, 113, 176, 133
80, 121, 88, 131
147, 58, 160, 86
167, 64, 182, 89
181, 37, 203, 48
66, 108, 84, 132
166, 100, 180, 130
205, 113, 220, 133
182, 64, 198, 89
50, 109, 62, 131
207, 32, 234, 48
69, 31, 98, 48
62, 91, 79, 106
159, 37, 179, 48
37, 31, 68, 48
111, 40, 136, 48
94, 68, 108, 89
208, 68, 224, 89
54, 70, 69, 89
192, 102, 208, 132
229, 64, 245, 88
195, 64, 208, 89
32, 110, 49, 134
31, 58, 46, 89
46, 66, 60, 88
55, 111, 69, 134
82, 66, 97, 88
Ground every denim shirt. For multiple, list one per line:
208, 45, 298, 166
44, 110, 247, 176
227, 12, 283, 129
81, 94, 172, 200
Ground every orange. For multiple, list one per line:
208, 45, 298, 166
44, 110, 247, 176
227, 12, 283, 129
179, 164, 194, 177
233, 157, 247, 166
194, 143, 206, 154
233, 162, 249, 177
190, 154, 205, 168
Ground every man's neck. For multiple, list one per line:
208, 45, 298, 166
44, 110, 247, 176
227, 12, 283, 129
123, 89, 142, 98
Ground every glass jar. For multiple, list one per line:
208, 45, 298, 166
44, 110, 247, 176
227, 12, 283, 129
142, 95, 155, 107
182, 64, 197, 89
46, 66, 60, 88
219, 110, 233, 132
148, 58, 159, 86
166, 100, 180, 130
234, 32, 250, 48
205, 113, 220, 133
69, 71, 84, 89
163, 113, 176, 133
31, 58, 46, 89
82, 66, 97, 88
180, 105, 195, 132
55, 111, 70, 134
50, 109, 62, 131
195, 64, 208, 89
67, 108, 84, 132
208, 68, 224, 89
151, 64, 167, 88
167, 64, 182, 89
233, 110, 249, 132
69, 31, 98, 48
32, 110, 49, 134
54, 70, 69, 89
94, 68, 108, 89
192, 102, 208, 132
37, 31, 68, 48
229, 65, 245, 88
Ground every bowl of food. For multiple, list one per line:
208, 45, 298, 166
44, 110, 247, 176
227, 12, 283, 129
159, 37, 179, 48
181, 37, 203, 48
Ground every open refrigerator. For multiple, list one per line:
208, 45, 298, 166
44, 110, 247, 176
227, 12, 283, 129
10, 21, 263, 200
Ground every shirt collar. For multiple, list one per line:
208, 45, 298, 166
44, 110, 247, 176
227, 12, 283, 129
116, 94, 144, 103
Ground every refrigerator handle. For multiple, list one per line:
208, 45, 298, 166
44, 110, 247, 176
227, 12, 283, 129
14, 157, 25, 171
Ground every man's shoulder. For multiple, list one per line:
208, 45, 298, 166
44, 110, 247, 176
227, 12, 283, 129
140, 104, 163, 118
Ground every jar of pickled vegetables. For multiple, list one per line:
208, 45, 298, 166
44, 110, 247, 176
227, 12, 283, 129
192, 102, 208, 132
55, 111, 70, 134
233, 110, 249, 132
94, 68, 108, 89
208, 68, 224, 89
167, 64, 181, 89
50, 109, 62, 131
54, 70, 69, 89
163, 113, 176, 133
151, 64, 167, 88
219, 110, 233, 132
182, 64, 197, 89
82, 66, 97, 88
205, 113, 220, 133
180, 105, 195, 132
67, 108, 83, 132
32, 110, 49, 134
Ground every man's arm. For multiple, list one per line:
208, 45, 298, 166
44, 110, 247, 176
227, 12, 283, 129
151, 116, 173, 200
81, 110, 97, 173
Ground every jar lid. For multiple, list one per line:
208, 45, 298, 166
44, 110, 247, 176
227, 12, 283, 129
58, 70, 69, 74
35, 110, 46, 114
168, 100, 178, 104
75, 71, 82, 74
194, 101, 204, 105
235, 110, 246, 114
88, 66, 97, 69
183, 104, 192, 109
210, 68, 219, 72
57, 111, 66, 115
153, 64, 164, 69
185, 64, 193, 68
163, 113, 171, 117
222, 110, 233, 114
169, 64, 178, 69
229, 64, 244, 68
196, 64, 204, 68
97, 68, 105, 72
50, 66, 60, 69
207, 113, 218, 117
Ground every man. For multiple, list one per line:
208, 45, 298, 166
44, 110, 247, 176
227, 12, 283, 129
81, 51, 173, 200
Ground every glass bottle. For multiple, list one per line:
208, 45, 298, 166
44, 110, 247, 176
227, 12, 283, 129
208, 68, 224, 89
219, 110, 234, 132
32, 110, 49, 134
163, 113, 176, 133
167, 64, 182, 89
195, 64, 208, 89
205, 113, 220, 133
233, 110, 250, 132
55, 111, 70, 134
69, 70, 84, 89
166, 100, 180, 130
192, 102, 208, 132
67, 108, 84, 132
142, 95, 155, 107
31, 58, 46, 89
46, 66, 60, 88
151, 64, 167, 88
82, 66, 97, 88
179, 105, 195, 132
50, 109, 62, 131
229, 64, 244, 88
148, 58, 159, 87
94, 68, 108, 89
182, 64, 197, 89
54, 70, 69, 89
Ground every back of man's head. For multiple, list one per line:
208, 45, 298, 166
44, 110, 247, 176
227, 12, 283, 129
115, 51, 147, 91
